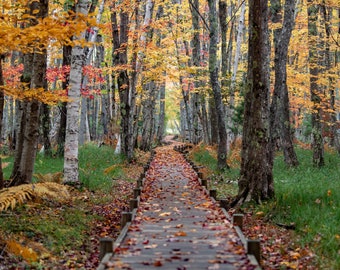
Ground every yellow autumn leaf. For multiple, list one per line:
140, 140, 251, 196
280, 261, 298, 269
159, 212, 171, 217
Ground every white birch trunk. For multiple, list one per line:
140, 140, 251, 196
114, 134, 121, 154
79, 0, 105, 145
63, 0, 89, 184
227, 0, 246, 146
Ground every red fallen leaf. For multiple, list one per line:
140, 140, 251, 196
142, 239, 149, 244
153, 260, 163, 266
171, 255, 182, 260
174, 231, 187, 237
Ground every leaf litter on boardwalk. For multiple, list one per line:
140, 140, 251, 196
110, 146, 258, 269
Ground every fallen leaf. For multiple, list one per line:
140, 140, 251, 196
159, 212, 171, 217
174, 231, 187, 237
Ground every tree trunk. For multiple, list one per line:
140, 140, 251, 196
208, 0, 228, 170
209, 97, 218, 145
156, 79, 166, 144
129, 3, 141, 152
10, 101, 26, 181
269, 0, 299, 167
190, 0, 202, 145
219, 0, 228, 97
140, 81, 157, 151
117, 10, 132, 159
307, 1, 324, 167
79, 96, 90, 145
56, 45, 72, 157
232, 0, 274, 205
200, 95, 210, 144
0, 55, 5, 189
79, 0, 105, 145
320, 3, 340, 154
41, 103, 52, 156
64, 0, 89, 184
10, 0, 48, 186
111, 7, 121, 152
229, 0, 246, 143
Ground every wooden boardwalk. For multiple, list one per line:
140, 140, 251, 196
98, 146, 260, 269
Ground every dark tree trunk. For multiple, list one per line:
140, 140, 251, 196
140, 81, 157, 151
10, 101, 26, 181
10, 0, 49, 186
219, 0, 228, 96
111, 7, 120, 135
10, 48, 33, 181
208, 0, 228, 170
56, 47, 72, 157
308, 1, 324, 167
269, 0, 299, 167
232, 0, 274, 205
156, 79, 166, 144
117, 11, 132, 159
41, 103, 52, 157
0, 55, 5, 189
209, 97, 218, 145
129, 3, 140, 153
190, 0, 202, 145
320, 2, 340, 154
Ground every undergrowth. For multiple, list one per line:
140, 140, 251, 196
0, 142, 144, 268
2, 143, 127, 192
190, 143, 340, 269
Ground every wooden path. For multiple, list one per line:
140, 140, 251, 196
98, 145, 260, 269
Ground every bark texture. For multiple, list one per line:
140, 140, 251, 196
208, 0, 228, 170
10, 0, 48, 186
308, 1, 324, 167
233, 0, 274, 205
64, 0, 89, 184
0, 55, 5, 189
269, 0, 299, 167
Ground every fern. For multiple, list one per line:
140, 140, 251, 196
0, 183, 70, 212
33, 172, 63, 184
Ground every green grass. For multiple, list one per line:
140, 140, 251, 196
191, 144, 340, 269
190, 144, 239, 196
0, 203, 94, 254
268, 148, 340, 269
78, 143, 127, 191
2, 143, 126, 192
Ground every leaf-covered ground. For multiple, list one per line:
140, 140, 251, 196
0, 149, 150, 270
228, 208, 317, 269
0, 142, 320, 269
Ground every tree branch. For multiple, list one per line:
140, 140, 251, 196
188, 0, 210, 31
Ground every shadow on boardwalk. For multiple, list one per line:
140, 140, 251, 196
98, 145, 260, 269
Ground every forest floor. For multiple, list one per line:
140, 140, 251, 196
0, 141, 316, 269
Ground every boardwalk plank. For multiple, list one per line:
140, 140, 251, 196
98, 146, 260, 269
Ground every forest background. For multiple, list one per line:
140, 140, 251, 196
0, 0, 339, 268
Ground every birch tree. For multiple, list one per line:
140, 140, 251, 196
63, 0, 90, 184
79, 0, 105, 145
